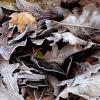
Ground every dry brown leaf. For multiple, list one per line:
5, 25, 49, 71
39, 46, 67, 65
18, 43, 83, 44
9, 12, 36, 33
26, 96, 34, 100
16, 0, 61, 12
41, 96, 54, 100
39, 0, 61, 9
16, 0, 42, 15
0, 1, 17, 11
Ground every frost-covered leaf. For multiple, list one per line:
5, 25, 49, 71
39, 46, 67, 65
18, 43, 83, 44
32, 39, 45, 45
0, 22, 27, 60
0, 56, 24, 100
0, 0, 99, 100
17, 62, 47, 88
38, 60, 66, 76
18, 72, 46, 81
0, 56, 19, 92
62, 3, 100, 36
8, 26, 29, 45
0, 61, 19, 92
56, 63, 100, 100
61, 32, 86, 45
0, 84, 24, 100
32, 31, 86, 46
43, 44, 83, 64
48, 32, 86, 45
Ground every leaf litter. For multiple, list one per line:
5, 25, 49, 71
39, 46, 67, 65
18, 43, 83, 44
0, 0, 99, 100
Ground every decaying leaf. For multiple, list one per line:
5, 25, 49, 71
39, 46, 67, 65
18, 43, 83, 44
16, 0, 42, 15
0, 1, 17, 11
38, 0, 61, 9
38, 60, 66, 76
47, 32, 86, 45
0, 56, 24, 100
0, 55, 47, 99
43, 44, 82, 65
18, 73, 46, 82
48, 75, 60, 96
0, 61, 19, 92
0, 0, 99, 100
16, 61, 47, 88
0, 84, 24, 100
29, 57, 66, 76
57, 63, 100, 100
62, 3, 100, 36
32, 31, 86, 46
0, 7, 4, 21
0, 22, 27, 60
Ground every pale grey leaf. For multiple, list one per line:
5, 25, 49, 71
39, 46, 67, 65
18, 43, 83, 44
57, 63, 100, 100
62, 3, 100, 36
